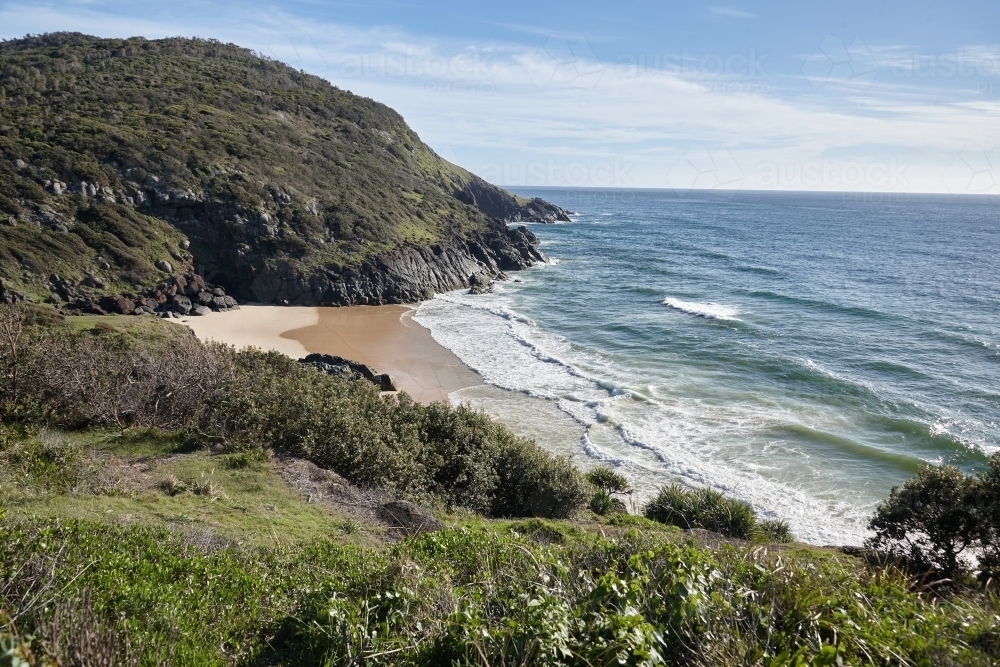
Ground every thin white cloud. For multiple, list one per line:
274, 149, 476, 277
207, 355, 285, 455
708, 6, 757, 19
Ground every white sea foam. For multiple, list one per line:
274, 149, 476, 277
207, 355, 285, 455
662, 297, 740, 321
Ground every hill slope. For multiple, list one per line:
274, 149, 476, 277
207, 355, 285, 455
0, 33, 568, 306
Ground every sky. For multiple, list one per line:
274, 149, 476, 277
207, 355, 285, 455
2, 0, 1000, 194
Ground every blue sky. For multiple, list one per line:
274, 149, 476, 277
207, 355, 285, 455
2, 0, 1000, 193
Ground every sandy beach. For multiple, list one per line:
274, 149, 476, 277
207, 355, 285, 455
178, 305, 481, 403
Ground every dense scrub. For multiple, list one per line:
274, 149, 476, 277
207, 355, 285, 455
2, 517, 998, 666
0, 305, 586, 518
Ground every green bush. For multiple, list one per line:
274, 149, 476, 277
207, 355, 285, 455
585, 466, 631, 516
203, 349, 588, 518
866, 456, 1000, 580
1, 313, 588, 520
755, 517, 793, 543
585, 466, 630, 494
644, 484, 760, 540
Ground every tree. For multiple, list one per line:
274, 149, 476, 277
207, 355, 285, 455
975, 453, 1000, 583
866, 463, 981, 579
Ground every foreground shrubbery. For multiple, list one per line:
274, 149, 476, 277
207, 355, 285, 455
645, 484, 792, 543
0, 305, 586, 518
2, 517, 998, 666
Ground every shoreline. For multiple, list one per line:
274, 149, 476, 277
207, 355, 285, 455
178, 304, 481, 404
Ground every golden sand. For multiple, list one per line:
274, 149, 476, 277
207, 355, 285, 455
178, 304, 481, 403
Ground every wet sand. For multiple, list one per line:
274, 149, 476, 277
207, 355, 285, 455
178, 305, 481, 404
282, 305, 482, 403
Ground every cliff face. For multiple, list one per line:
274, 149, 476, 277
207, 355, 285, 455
0, 34, 566, 307
248, 225, 546, 306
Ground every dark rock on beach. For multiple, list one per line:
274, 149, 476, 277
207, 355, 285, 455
300, 353, 397, 391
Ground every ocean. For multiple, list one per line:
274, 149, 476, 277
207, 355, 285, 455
414, 188, 1000, 545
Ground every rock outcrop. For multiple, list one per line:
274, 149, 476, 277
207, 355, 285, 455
246, 225, 547, 307
455, 174, 571, 223
300, 353, 397, 391
63, 272, 239, 317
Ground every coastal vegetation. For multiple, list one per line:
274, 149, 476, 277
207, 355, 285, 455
2, 303, 1000, 666
0, 33, 564, 307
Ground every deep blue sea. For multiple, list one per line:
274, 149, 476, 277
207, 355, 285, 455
415, 188, 1000, 544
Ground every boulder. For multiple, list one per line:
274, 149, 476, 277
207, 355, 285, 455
376, 500, 442, 536
155, 260, 173, 273
375, 374, 398, 392
191, 305, 212, 316
98, 295, 136, 315
82, 273, 105, 288
299, 353, 397, 391
170, 294, 193, 315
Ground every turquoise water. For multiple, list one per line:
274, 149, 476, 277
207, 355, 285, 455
414, 189, 1000, 544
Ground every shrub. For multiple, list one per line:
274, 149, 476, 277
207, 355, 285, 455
585, 465, 631, 516
977, 454, 1000, 582
589, 490, 617, 515
491, 437, 588, 519
585, 466, 630, 495
866, 463, 981, 578
2, 318, 589, 520
644, 484, 759, 540
0, 306, 235, 430
203, 349, 588, 518
755, 517, 793, 543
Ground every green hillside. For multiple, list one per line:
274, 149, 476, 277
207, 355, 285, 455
0, 33, 563, 304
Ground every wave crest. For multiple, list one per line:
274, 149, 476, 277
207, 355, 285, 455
663, 297, 740, 321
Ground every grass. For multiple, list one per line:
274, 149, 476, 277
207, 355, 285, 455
1, 429, 384, 548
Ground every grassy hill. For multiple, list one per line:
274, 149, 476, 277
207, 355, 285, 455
0, 33, 565, 304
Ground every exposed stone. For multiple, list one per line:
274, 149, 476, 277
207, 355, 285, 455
455, 174, 571, 223
179, 239, 191, 250
4, 216, 15, 227
300, 353, 397, 391
14, 159, 26, 169
82, 273, 105, 289
155, 260, 173, 273
98, 295, 135, 315
191, 305, 212, 316
170, 294, 193, 315
248, 225, 547, 307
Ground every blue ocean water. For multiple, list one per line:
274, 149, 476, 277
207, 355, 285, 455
414, 189, 1000, 544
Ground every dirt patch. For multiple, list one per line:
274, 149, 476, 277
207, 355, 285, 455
278, 458, 387, 526
278, 458, 442, 540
